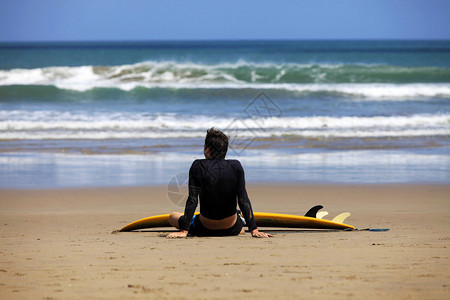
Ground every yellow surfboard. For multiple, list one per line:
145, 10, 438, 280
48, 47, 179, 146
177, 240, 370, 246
119, 206, 355, 232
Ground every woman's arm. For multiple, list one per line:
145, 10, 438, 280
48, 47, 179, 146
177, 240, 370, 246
167, 161, 200, 238
235, 161, 273, 238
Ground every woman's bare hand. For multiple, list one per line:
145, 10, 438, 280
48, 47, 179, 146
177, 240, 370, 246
251, 229, 274, 238
166, 230, 188, 239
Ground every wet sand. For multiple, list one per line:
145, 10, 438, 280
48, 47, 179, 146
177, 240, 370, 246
0, 184, 449, 299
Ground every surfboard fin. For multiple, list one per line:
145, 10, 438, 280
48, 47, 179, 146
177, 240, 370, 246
316, 211, 329, 219
332, 212, 351, 224
304, 205, 324, 218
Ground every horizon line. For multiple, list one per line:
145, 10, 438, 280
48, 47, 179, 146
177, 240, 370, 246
1, 38, 450, 44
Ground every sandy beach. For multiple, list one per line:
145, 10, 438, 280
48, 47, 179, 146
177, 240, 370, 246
0, 184, 448, 299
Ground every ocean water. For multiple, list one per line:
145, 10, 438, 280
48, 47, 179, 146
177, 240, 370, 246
0, 40, 449, 188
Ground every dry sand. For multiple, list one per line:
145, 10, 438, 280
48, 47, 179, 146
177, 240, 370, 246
0, 184, 449, 299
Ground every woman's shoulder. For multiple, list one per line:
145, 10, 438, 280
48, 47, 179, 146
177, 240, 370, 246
191, 159, 213, 168
226, 158, 241, 163
226, 159, 243, 169
190, 159, 203, 168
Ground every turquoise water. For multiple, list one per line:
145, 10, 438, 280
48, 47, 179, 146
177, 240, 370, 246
0, 40, 449, 187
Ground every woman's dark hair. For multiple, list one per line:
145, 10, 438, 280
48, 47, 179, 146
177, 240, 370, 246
204, 128, 229, 159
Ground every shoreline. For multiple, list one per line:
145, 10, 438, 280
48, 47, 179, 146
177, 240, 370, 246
1, 149, 449, 188
1, 181, 450, 191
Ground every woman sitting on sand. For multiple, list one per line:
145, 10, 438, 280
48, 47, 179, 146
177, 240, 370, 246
167, 128, 273, 238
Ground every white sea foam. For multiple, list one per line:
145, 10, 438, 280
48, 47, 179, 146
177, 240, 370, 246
1, 62, 449, 99
1, 110, 448, 140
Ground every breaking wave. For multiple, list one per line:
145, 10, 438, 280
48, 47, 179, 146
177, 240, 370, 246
1, 61, 449, 99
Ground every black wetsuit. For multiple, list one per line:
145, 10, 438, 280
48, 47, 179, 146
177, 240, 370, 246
179, 159, 258, 234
